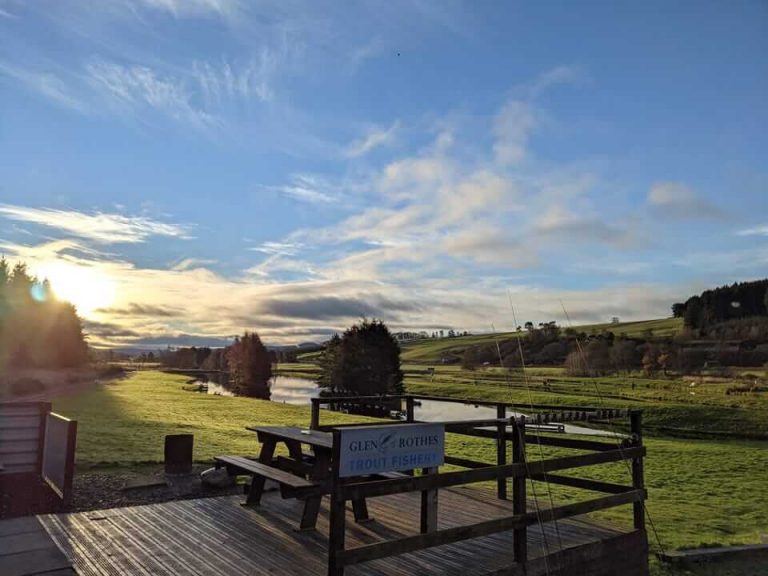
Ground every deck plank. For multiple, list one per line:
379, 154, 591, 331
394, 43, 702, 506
38, 487, 642, 576
0, 515, 73, 576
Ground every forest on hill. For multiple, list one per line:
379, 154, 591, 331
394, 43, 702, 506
673, 278, 768, 330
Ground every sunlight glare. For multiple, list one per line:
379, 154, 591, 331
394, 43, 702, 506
38, 262, 117, 316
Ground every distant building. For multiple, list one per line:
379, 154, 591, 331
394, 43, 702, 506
611, 317, 620, 324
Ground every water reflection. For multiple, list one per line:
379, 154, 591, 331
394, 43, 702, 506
192, 374, 319, 404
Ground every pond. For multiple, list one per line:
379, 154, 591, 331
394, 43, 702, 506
189, 373, 619, 437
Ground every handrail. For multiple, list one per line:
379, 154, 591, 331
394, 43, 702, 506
339, 446, 644, 500
310, 393, 628, 430
323, 405, 646, 576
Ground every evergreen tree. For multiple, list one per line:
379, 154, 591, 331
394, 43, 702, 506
318, 319, 403, 396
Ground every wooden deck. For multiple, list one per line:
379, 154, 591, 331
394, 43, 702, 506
28, 487, 647, 576
0, 515, 74, 576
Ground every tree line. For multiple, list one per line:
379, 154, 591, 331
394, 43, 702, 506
158, 319, 405, 402
0, 259, 88, 373
158, 333, 274, 398
460, 320, 768, 376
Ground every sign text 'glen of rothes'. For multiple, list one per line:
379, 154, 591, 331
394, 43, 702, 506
338, 423, 445, 478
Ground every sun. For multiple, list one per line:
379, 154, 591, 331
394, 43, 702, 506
38, 262, 117, 316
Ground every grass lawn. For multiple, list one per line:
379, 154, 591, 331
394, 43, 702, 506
53, 371, 377, 465
52, 369, 767, 576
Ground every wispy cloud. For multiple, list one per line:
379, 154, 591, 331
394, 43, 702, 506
251, 241, 303, 256
192, 52, 276, 105
493, 66, 580, 166
736, 225, 768, 237
0, 62, 87, 112
170, 257, 216, 271
0, 205, 192, 244
135, 0, 241, 19
85, 60, 217, 130
275, 174, 339, 204
346, 121, 400, 157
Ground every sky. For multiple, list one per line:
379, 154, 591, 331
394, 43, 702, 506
0, 0, 766, 348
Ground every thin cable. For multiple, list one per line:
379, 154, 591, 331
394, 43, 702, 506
488, 322, 552, 574
508, 305, 566, 557
559, 300, 666, 557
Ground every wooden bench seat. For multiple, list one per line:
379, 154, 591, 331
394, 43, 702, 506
214, 455, 315, 488
214, 455, 318, 493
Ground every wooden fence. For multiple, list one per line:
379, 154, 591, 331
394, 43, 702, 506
311, 395, 645, 576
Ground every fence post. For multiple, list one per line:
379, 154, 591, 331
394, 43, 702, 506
310, 399, 321, 430
328, 429, 345, 576
630, 410, 645, 532
512, 416, 527, 566
420, 466, 438, 534
496, 404, 507, 500
405, 396, 415, 422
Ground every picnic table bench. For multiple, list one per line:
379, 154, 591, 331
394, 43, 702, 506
215, 426, 372, 531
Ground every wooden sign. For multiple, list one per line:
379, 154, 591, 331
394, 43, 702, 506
338, 423, 444, 478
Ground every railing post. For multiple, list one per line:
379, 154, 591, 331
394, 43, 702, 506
310, 399, 320, 430
405, 396, 415, 422
496, 404, 507, 500
630, 410, 645, 532
37, 402, 52, 475
512, 416, 527, 566
420, 466, 438, 534
328, 429, 345, 576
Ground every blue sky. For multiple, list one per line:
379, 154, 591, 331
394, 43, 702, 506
0, 0, 766, 347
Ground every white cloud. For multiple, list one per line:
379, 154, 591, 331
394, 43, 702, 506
0, 204, 192, 244
346, 121, 400, 157
493, 99, 536, 165
647, 182, 725, 219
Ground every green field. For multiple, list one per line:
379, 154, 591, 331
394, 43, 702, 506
51, 369, 768, 576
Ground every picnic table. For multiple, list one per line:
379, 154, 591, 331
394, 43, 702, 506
215, 426, 370, 531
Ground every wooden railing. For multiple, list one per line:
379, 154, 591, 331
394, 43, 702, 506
314, 395, 645, 576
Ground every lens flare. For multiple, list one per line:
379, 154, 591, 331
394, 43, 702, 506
37, 262, 116, 316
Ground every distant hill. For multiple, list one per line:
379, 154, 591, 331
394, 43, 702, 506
400, 317, 684, 364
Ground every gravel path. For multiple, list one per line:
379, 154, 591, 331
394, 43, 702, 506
69, 464, 242, 512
